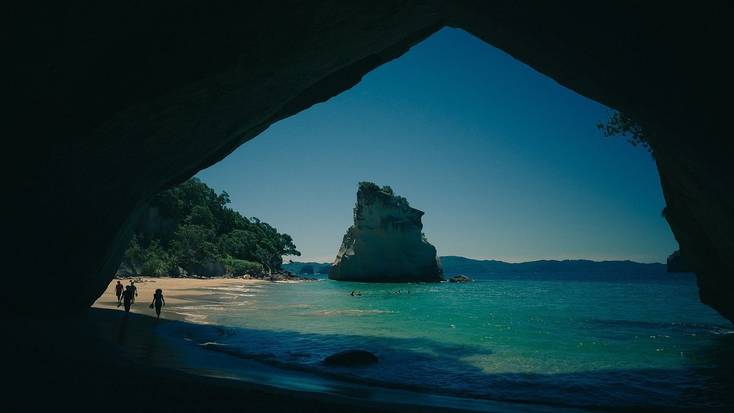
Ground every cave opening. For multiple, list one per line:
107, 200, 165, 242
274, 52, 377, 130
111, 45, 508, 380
96, 28, 732, 410
8, 3, 734, 412
193, 27, 676, 268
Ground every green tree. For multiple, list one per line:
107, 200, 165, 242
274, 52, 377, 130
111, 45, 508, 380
223, 258, 263, 276
219, 229, 258, 260
186, 205, 215, 228
119, 177, 300, 276
140, 240, 173, 275
170, 224, 219, 270
597, 111, 652, 152
122, 234, 145, 274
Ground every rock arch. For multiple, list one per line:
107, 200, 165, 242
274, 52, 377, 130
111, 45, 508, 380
8, 1, 733, 321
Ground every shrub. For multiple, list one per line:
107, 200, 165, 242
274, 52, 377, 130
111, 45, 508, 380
223, 258, 264, 276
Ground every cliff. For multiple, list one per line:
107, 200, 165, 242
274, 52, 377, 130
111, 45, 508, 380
329, 182, 443, 282
667, 249, 692, 273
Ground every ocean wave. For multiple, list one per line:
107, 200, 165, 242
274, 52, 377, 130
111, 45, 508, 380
176, 305, 226, 311
308, 309, 395, 317
194, 338, 732, 409
583, 319, 734, 337
167, 323, 732, 410
154, 276, 734, 410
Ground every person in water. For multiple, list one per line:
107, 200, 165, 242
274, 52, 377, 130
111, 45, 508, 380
115, 280, 124, 304
150, 288, 165, 319
129, 280, 138, 304
120, 285, 134, 314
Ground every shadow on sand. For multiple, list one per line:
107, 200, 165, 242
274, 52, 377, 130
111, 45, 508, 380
4, 308, 733, 413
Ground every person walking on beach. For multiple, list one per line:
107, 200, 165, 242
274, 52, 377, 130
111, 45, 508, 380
120, 285, 134, 314
150, 288, 165, 319
129, 280, 138, 304
115, 281, 124, 304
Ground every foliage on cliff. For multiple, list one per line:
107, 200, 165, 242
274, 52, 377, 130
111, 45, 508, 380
597, 111, 652, 153
120, 178, 299, 276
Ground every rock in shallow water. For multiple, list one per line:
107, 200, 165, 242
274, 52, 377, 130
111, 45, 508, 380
329, 182, 443, 282
323, 350, 378, 367
449, 274, 472, 283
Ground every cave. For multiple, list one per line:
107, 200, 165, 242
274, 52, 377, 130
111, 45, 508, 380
7, 1, 734, 409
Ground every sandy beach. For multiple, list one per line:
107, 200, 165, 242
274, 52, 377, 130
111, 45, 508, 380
79, 277, 577, 413
93, 276, 270, 322
73, 277, 545, 413
80, 275, 734, 413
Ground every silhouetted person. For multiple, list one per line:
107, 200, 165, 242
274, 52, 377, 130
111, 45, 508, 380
129, 280, 138, 304
120, 285, 134, 314
150, 288, 165, 319
115, 281, 124, 304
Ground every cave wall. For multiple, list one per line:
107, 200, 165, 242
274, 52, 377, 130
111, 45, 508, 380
443, 1, 734, 320
8, 1, 734, 321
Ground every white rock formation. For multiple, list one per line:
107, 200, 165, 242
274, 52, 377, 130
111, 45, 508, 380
329, 182, 443, 282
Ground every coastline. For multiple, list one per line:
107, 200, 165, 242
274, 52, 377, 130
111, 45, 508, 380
94, 276, 271, 323
88, 281, 586, 413
85, 278, 589, 413
79, 277, 730, 413
5, 307, 503, 413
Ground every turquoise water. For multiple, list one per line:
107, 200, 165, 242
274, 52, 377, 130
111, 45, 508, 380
172, 273, 734, 409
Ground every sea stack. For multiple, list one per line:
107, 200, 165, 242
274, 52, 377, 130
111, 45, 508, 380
329, 182, 443, 282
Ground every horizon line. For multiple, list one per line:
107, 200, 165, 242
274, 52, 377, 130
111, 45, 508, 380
285, 255, 667, 265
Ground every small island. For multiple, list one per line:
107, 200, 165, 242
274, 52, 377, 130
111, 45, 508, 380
329, 182, 443, 282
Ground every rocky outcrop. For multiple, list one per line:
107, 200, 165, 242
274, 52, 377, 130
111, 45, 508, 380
449, 274, 472, 283
330, 183, 443, 282
667, 250, 692, 273
6, 2, 734, 322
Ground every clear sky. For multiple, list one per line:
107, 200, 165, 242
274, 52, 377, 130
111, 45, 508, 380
196, 28, 677, 264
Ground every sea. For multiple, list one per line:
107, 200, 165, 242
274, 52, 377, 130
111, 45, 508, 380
159, 272, 734, 411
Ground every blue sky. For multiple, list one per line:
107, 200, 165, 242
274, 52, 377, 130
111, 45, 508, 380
196, 28, 677, 263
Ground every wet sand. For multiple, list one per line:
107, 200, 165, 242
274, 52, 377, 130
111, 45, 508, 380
7, 307, 494, 413
93, 276, 269, 322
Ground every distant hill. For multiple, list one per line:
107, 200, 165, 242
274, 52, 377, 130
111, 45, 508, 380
440, 256, 668, 276
283, 256, 671, 278
283, 261, 332, 275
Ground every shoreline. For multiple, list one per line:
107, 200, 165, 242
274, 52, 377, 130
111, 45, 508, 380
90, 278, 588, 413
94, 276, 309, 323
7, 306, 716, 413
6, 307, 503, 413
84, 307, 584, 413
84, 278, 730, 413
